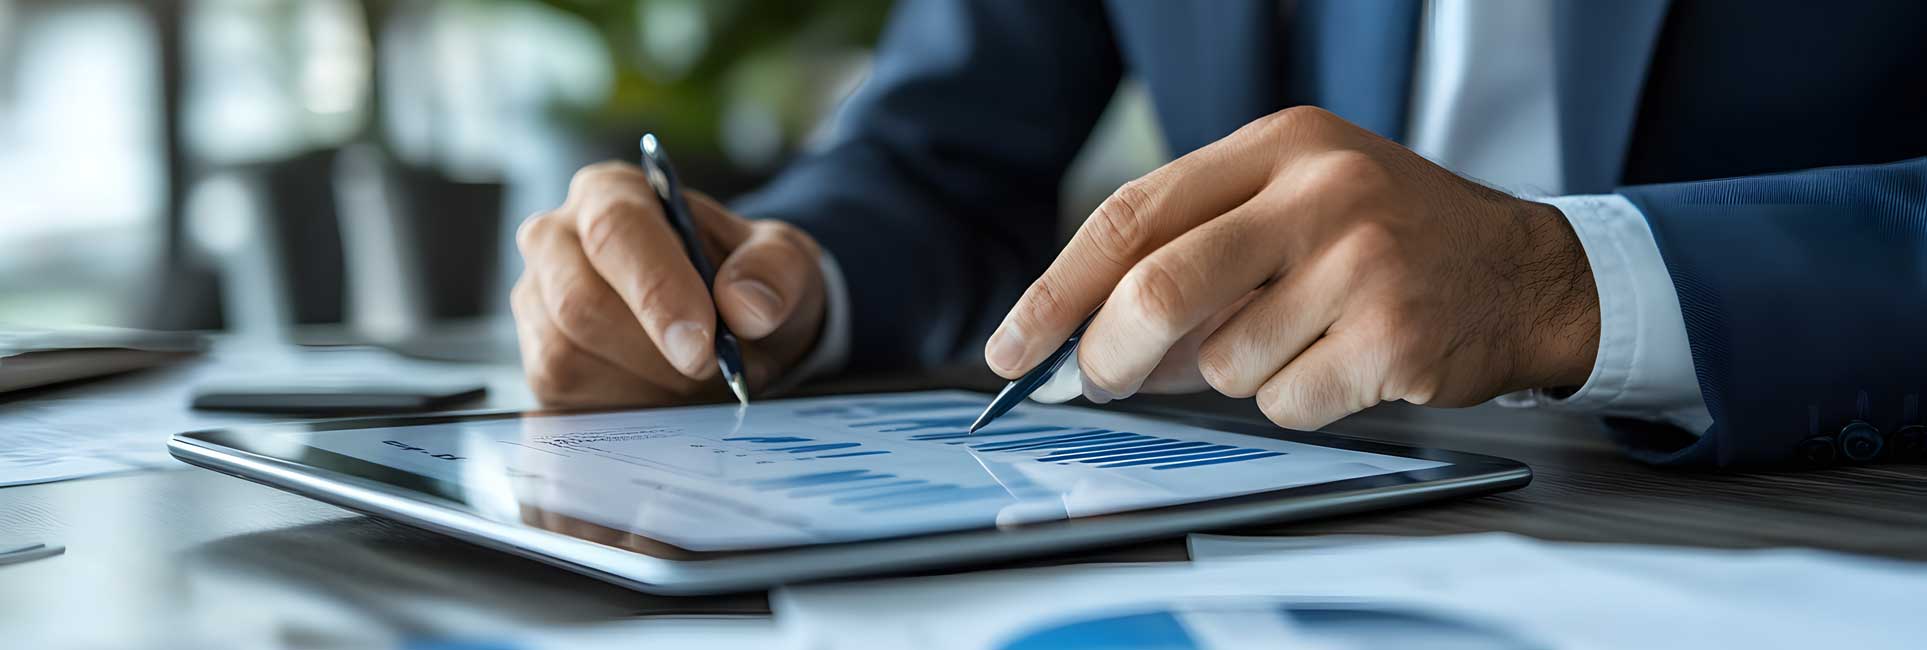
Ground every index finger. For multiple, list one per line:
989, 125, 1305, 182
564, 162, 718, 380
984, 123, 1278, 377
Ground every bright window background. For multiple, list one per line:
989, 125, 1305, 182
0, 0, 1165, 347
0, 2, 164, 328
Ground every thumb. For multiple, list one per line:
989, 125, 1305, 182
714, 220, 822, 340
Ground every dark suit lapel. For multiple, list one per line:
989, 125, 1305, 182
1105, 0, 1287, 155
1279, 0, 1423, 142
1108, 0, 1424, 151
1117, 0, 1662, 175
1554, 0, 1672, 193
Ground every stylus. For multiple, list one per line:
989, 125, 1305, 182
0, 542, 64, 567
639, 134, 750, 406
969, 313, 1096, 433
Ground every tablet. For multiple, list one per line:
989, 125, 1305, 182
169, 390, 1529, 594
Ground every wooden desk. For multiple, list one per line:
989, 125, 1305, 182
4, 361, 1925, 645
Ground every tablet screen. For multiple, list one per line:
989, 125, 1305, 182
251, 391, 1448, 552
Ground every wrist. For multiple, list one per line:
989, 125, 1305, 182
1509, 199, 1601, 390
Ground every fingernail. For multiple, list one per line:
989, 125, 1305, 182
985, 325, 1026, 374
732, 280, 782, 332
664, 321, 710, 376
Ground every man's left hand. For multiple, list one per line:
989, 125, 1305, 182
985, 106, 1601, 430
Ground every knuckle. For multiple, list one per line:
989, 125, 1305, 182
509, 274, 529, 301
577, 198, 652, 258
1087, 180, 1157, 263
626, 268, 681, 320
1018, 279, 1073, 331
1400, 375, 1444, 406
1280, 105, 1335, 123
760, 218, 807, 247
761, 220, 821, 262
569, 161, 644, 195
1303, 149, 1386, 191
1119, 259, 1190, 336
515, 212, 555, 253
509, 278, 534, 317
1372, 315, 1442, 403
1260, 105, 1335, 134
1337, 221, 1403, 267
548, 287, 607, 337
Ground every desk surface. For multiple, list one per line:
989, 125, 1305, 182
5, 358, 1926, 645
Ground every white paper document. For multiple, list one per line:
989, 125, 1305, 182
775, 533, 1927, 650
0, 346, 522, 488
292, 390, 1445, 551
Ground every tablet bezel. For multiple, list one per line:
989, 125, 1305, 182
169, 390, 1531, 594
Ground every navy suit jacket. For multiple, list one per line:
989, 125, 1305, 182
735, 0, 1927, 468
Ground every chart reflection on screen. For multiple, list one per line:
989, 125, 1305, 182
292, 391, 1445, 551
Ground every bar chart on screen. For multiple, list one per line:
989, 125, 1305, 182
695, 396, 1326, 524
741, 468, 1035, 513
828, 404, 1290, 472
316, 390, 1445, 549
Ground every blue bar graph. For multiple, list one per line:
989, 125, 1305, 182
1033, 438, 1181, 459
1041, 440, 1205, 462
911, 425, 1071, 442
817, 450, 891, 459
747, 470, 894, 490
1098, 448, 1265, 468
788, 479, 927, 498
772, 442, 862, 453
1151, 451, 1287, 470
1079, 444, 1236, 465
967, 430, 1124, 452
944, 429, 1297, 472
861, 486, 1012, 512
726, 437, 890, 458
982, 432, 1145, 453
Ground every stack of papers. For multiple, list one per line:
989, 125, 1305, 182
776, 533, 1927, 649
0, 345, 525, 487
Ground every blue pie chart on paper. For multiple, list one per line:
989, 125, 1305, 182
997, 600, 1542, 650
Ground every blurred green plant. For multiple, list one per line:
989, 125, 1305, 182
533, 0, 891, 161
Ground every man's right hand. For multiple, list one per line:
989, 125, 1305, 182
511, 162, 828, 407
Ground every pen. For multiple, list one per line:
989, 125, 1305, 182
639, 133, 749, 406
968, 312, 1096, 432
0, 542, 64, 567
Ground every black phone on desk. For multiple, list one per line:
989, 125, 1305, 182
191, 377, 487, 415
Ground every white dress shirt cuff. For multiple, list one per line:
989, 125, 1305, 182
764, 251, 851, 394
1497, 193, 1714, 433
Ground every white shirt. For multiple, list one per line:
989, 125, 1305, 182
797, 0, 1715, 433
1404, 0, 1710, 432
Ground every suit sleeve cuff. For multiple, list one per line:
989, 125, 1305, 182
1498, 193, 1713, 433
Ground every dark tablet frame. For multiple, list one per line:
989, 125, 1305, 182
170, 390, 1531, 593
